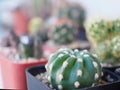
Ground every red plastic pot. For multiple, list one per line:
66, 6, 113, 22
0, 53, 47, 90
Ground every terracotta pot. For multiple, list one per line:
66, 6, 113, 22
26, 65, 120, 90
0, 54, 47, 90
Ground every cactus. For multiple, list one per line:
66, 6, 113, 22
29, 17, 48, 42
19, 34, 43, 59
110, 36, 120, 59
29, 17, 44, 35
95, 42, 110, 61
68, 4, 85, 26
50, 19, 77, 45
86, 20, 110, 45
19, 35, 34, 59
112, 19, 120, 37
33, 34, 43, 59
45, 48, 102, 90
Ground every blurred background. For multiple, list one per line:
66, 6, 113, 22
0, 0, 120, 89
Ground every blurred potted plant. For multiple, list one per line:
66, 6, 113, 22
85, 19, 120, 66
26, 48, 120, 90
0, 31, 47, 90
47, 18, 90, 51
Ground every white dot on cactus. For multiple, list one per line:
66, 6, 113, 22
77, 58, 83, 62
74, 81, 80, 88
64, 51, 69, 54
58, 85, 63, 90
83, 49, 88, 52
49, 84, 53, 88
77, 70, 82, 76
47, 76, 51, 81
63, 61, 68, 68
58, 54, 64, 58
92, 54, 98, 58
95, 73, 99, 80
71, 55, 76, 58
58, 48, 68, 51
61, 29, 67, 34
93, 61, 98, 68
74, 49, 79, 52
59, 74, 63, 81
84, 54, 89, 57
80, 52, 84, 55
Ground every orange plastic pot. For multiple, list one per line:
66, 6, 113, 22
0, 54, 47, 90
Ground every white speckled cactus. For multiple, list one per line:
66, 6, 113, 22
86, 20, 110, 45
45, 48, 102, 90
111, 36, 120, 58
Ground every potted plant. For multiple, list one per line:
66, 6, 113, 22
26, 48, 120, 90
85, 19, 120, 66
47, 18, 90, 51
0, 34, 47, 90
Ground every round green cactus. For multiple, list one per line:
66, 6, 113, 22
51, 22, 77, 45
45, 48, 102, 90
28, 17, 44, 35
111, 36, 120, 58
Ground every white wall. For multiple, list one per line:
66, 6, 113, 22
68, 0, 120, 20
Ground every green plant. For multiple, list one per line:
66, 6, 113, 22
51, 22, 77, 45
86, 20, 110, 45
45, 48, 102, 90
19, 35, 34, 59
68, 4, 85, 26
29, 17, 48, 42
111, 36, 120, 59
19, 35, 43, 59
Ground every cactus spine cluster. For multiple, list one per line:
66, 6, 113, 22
45, 48, 102, 90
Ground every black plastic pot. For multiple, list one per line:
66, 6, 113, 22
104, 66, 120, 77
26, 65, 120, 90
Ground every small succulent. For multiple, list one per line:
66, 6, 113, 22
29, 17, 48, 42
45, 48, 102, 90
50, 19, 77, 45
110, 36, 120, 59
19, 35, 43, 59
29, 17, 44, 35
19, 35, 34, 59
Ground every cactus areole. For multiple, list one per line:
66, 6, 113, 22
45, 48, 102, 90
